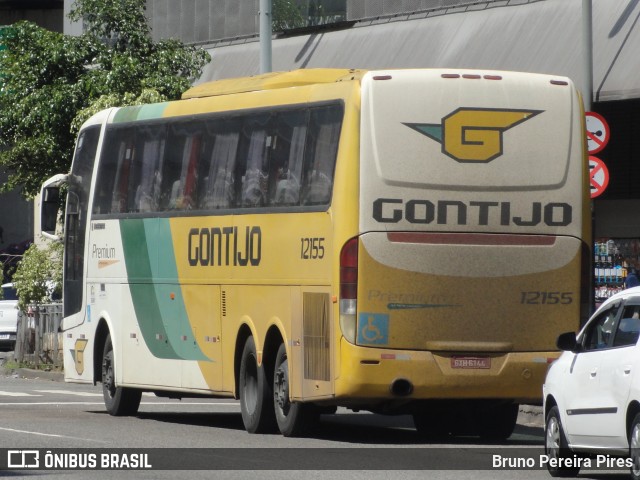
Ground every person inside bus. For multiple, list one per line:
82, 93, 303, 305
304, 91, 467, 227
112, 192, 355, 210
202, 131, 239, 209
241, 130, 268, 207
272, 124, 305, 206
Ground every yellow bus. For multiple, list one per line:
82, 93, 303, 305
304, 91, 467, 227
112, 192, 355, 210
40, 68, 590, 438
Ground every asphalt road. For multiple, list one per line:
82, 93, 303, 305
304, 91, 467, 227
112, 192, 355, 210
0, 358, 628, 480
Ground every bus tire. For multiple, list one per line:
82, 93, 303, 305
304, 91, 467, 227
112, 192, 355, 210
239, 336, 276, 433
413, 410, 449, 439
545, 405, 580, 477
478, 402, 518, 440
273, 343, 318, 437
101, 334, 141, 416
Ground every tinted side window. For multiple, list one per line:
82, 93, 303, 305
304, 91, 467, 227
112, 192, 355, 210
65, 126, 100, 317
161, 123, 205, 211
613, 304, 640, 347
238, 113, 271, 208
270, 110, 308, 206
197, 118, 241, 210
583, 306, 620, 351
92, 102, 343, 215
301, 106, 342, 206
134, 128, 166, 213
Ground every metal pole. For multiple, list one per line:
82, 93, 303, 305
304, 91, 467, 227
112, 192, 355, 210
582, 0, 593, 111
260, 0, 273, 74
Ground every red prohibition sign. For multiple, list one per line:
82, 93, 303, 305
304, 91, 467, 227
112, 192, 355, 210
589, 156, 609, 198
586, 112, 610, 154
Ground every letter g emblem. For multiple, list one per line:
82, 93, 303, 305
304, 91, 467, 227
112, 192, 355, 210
405, 107, 542, 163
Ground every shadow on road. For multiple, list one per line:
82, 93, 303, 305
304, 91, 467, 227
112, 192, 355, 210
124, 409, 543, 446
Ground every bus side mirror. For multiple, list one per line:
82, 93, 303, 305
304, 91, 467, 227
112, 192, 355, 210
40, 174, 68, 241
41, 187, 60, 233
556, 331, 581, 353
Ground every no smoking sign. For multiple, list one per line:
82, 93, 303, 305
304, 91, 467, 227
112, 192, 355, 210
589, 156, 609, 198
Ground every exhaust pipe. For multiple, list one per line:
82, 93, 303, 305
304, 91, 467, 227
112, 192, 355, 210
390, 378, 413, 397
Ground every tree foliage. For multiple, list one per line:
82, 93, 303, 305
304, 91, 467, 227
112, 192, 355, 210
12, 242, 63, 312
273, 0, 306, 31
0, 0, 210, 197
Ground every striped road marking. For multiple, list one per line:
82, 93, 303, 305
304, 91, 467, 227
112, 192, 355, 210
0, 391, 41, 397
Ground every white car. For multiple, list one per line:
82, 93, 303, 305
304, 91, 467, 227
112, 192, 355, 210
543, 286, 640, 478
0, 283, 19, 351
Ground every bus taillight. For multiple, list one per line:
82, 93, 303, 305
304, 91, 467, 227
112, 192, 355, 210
339, 237, 358, 343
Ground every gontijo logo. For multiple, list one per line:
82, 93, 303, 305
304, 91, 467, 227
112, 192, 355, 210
404, 108, 542, 163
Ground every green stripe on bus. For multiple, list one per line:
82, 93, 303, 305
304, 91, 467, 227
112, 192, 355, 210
120, 219, 179, 360
113, 103, 169, 123
121, 218, 208, 361
148, 219, 208, 361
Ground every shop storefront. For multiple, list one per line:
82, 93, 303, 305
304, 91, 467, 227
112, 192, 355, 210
593, 239, 639, 305
593, 97, 640, 306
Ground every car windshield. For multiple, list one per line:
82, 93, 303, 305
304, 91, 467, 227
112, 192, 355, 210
1, 284, 17, 301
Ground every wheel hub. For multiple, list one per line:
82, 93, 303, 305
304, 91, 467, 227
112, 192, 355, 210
102, 356, 115, 396
546, 417, 560, 459
632, 424, 640, 476
274, 367, 288, 410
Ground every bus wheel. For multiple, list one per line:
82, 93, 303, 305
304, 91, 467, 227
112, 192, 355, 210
101, 334, 141, 416
545, 406, 580, 477
413, 410, 449, 440
273, 343, 318, 437
239, 336, 276, 433
478, 403, 518, 440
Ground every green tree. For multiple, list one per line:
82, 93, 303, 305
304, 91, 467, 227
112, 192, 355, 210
0, 0, 210, 197
273, 0, 306, 31
12, 242, 63, 312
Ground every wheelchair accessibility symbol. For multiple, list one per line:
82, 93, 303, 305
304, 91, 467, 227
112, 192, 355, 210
357, 313, 389, 345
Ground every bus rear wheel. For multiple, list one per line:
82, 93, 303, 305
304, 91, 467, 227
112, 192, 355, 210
413, 410, 450, 439
102, 334, 141, 416
477, 402, 519, 440
239, 336, 276, 433
273, 343, 318, 437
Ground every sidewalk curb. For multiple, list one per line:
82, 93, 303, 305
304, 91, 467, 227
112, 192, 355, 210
517, 404, 544, 428
1, 366, 64, 382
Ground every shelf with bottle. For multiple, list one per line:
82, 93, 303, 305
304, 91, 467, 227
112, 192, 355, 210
595, 284, 624, 303
592, 238, 639, 305
593, 238, 633, 286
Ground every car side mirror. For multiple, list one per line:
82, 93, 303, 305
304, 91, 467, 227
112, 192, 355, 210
557, 331, 581, 353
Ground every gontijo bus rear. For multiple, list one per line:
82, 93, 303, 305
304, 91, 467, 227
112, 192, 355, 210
40, 68, 590, 438
345, 69, 589, 437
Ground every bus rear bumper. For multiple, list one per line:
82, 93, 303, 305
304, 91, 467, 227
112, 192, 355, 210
334, 338, 558, 404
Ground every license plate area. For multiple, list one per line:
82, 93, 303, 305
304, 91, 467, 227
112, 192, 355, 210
450, 356, 491, 369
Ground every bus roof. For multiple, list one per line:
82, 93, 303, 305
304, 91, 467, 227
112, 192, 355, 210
182, 68, 366, 99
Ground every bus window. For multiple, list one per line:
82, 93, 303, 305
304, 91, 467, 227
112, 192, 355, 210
239, 115, 271, 208
169, 134, 201, 210
133, 126, 166, 213
92, 128, 124, 214
111, 138, 135, 214
162, 123, 199, 211
199, 119, 241, 210
65, 126, 100, 317
301, 105, 342, 206
271, 110, 308, 207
